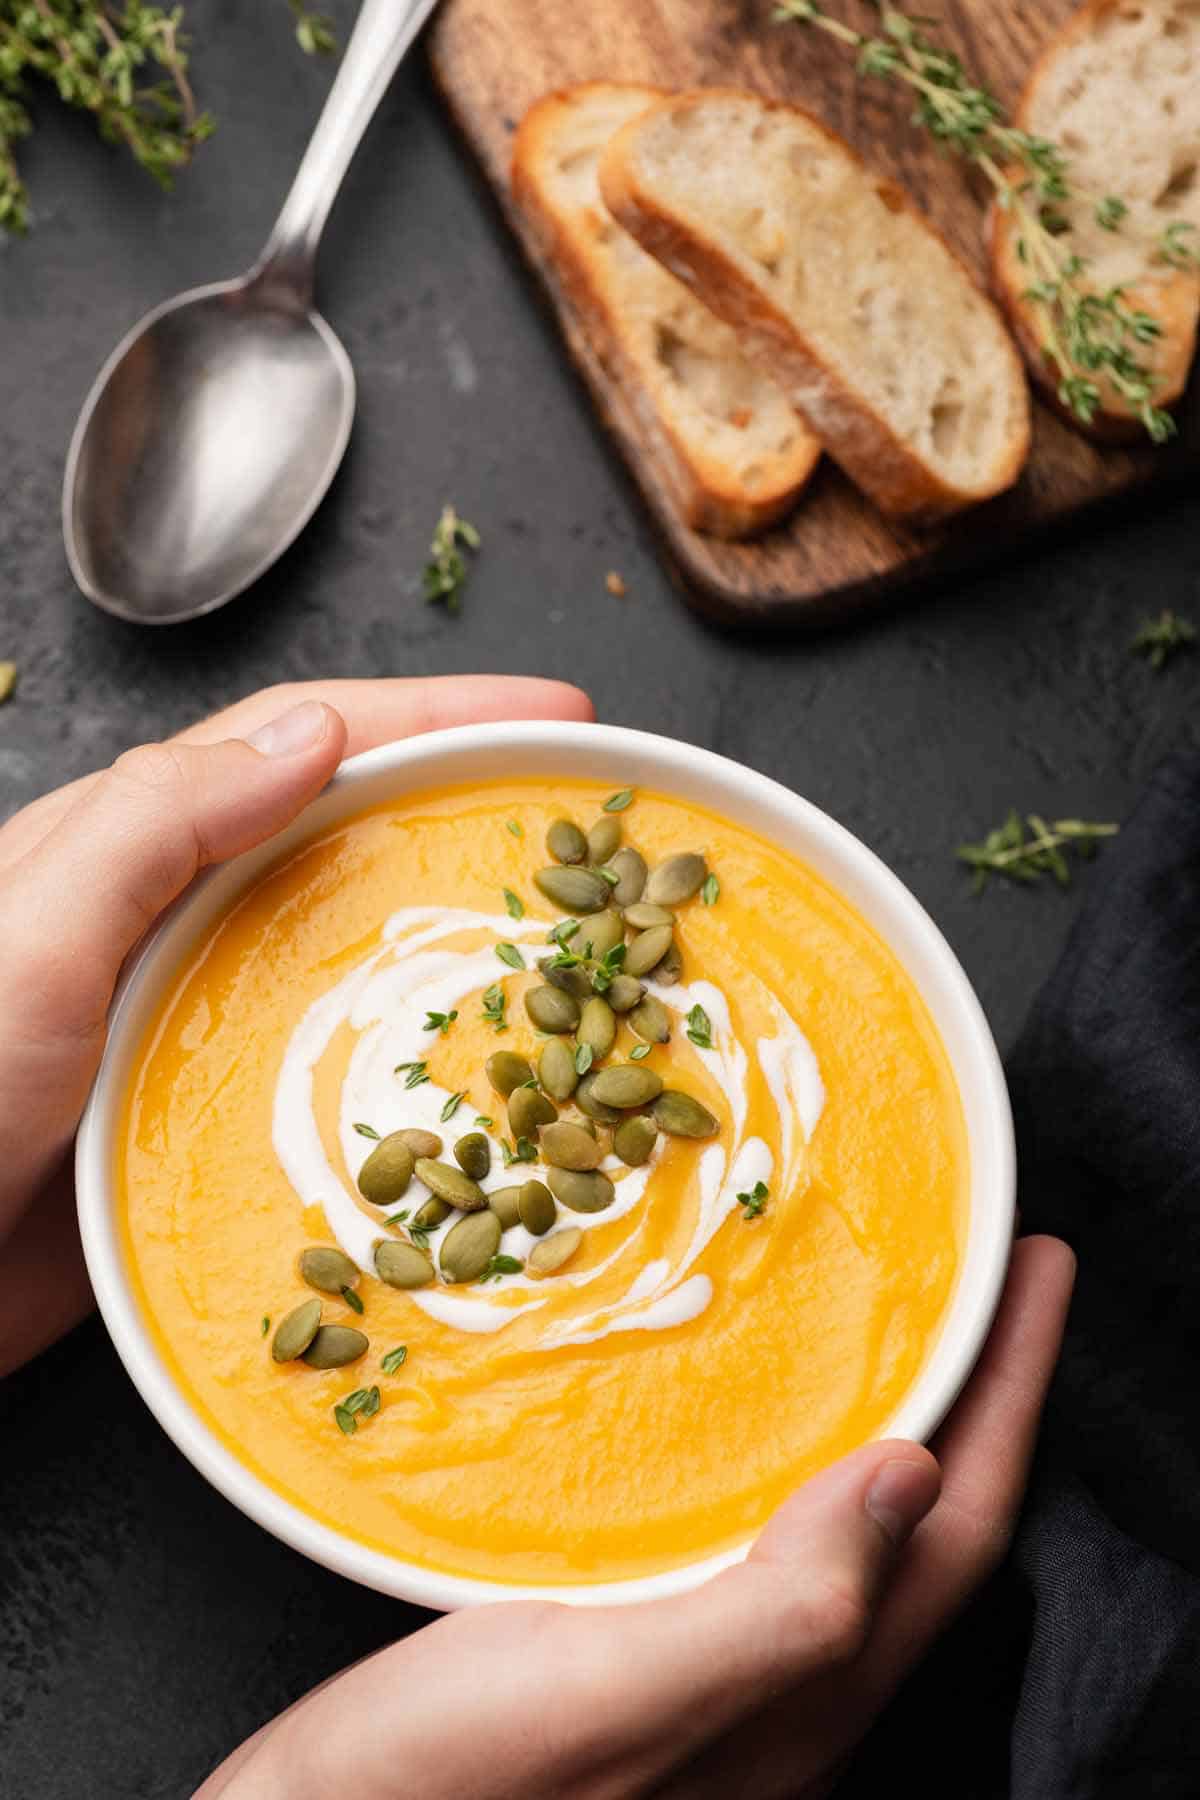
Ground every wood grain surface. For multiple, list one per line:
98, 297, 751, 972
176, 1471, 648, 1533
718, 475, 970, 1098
427, 0, 1199, 625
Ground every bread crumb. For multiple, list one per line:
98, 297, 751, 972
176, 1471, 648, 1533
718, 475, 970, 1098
605, 570, 627, 597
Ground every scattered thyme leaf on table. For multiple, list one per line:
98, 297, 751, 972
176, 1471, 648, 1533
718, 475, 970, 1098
1132, 611, 1196, 670
0, 2, 330, 237
773, 0, 1198, 442
957, 812, 1119, 893
424, 505, 481, 612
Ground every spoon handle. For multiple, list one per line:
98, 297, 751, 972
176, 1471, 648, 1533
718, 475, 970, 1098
254, 0, 442, 301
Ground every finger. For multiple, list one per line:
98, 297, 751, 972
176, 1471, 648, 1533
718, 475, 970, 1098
0, 701, 347, 1213
0, 677, 595, 868
660, 1236, 1075, 1799
0, 1162, 92, 1380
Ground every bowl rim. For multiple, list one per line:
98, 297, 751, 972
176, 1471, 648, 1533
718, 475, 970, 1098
76, 718, 1014, 1611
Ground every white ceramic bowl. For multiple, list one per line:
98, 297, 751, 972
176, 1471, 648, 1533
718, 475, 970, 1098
76, 721, 1014, 1611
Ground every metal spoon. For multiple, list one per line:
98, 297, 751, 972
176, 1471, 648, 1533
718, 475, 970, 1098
63, 0, 440, 625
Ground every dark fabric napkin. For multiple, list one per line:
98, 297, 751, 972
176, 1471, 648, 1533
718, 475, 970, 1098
844, 749, 1200, 1800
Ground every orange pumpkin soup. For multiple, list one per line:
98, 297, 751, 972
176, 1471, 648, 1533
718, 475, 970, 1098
118, 779, 966, 1586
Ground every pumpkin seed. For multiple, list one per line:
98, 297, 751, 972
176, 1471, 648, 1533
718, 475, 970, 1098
548, 1168, 616, 1214
271, 1298, 322, 1363
609, 847, 647, 908
528, 1227, 584, 1278
299, 1247, 360, 1295
589, 1063, 664, 1108
577, 995, 616, 1060
303, 1324, 368, 1369
488, 1185, 524, 1229
581, 909, 624, 959
535, 865, 611, 914
396, 1128, 443, 1160
525, 984, 581, 1033
614, 1115, 658, 1166
540, 1121, 604, 1171
440, 1210, 502, 1283
538, 1036, 579, 1100
655, 940, 683, 985
454, 1132, 491, 1180
539, 956, 594, 1000
622, 902, 675, 929
508, 1084, 557, 1138
518, 1179, 556, 1235
374, 1240, 435, 1289
586, 815, 622, 863
486, 1051, 533, 1096
575, 1070, 622, 1123
629, 995, 671, 1043
415, 1158, 488, 1212
547, 819, 588, 865
652, 1090, 720, 1138
645, 852, 708, 907
606, 974, 645, 1014
624, 924, 674, 978
412, 1197, 451, 1230
356, 1134, 415, 1206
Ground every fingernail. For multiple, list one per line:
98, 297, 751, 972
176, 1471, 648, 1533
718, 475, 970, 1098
246, 701, 328, 758
866, 1459, 940, 1549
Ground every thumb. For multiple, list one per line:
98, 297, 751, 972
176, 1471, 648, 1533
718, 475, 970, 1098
5, 698, 345, 1035
562, 1442, 941, 1768
0, 700, 346, 1199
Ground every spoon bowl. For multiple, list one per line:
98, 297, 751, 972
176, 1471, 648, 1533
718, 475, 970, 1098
62, 0, 439, 626
64, 279, 355, 624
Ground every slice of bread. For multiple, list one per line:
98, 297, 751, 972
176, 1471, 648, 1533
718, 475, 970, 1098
990, 0, 1200, 440
511, 83, 820, 539
598, 89, 1031, 522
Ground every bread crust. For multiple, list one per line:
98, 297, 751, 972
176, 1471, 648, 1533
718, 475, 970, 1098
987, 0, 1200, 441
600, 89, 1031, 523
511, 83, 820, 538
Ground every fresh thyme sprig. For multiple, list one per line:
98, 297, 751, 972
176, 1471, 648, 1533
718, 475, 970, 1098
1132, 610, 1196, 670
957, 812, 1118, 892
424, 505, 481, 612
773, 0, 1198, 441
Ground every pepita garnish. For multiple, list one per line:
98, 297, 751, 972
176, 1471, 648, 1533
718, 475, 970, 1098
622, 902, 675, 929
412, 1197, 451, 1230
577, 995, 616, 1060
574, 1070, 622, 1123
303, 1324, 368, 1369
415, 1157, 488, 1212
588, 1063, 664, 1109
629, 995, 671, 1043
299, 1246, 360, 1295
528, 1227, 584, 1277
586, 815, 622, 863
624, 924, 674, 979
488, 1185, 525, 1229
534, 865, 610, 914
397, 1128, 443, 1160
540, 1121, 604, 1171
581, 909, 624, 959
654, 939, 684, 985
486, 1050, 533, 1096
538, 1036, 579, 1100
375, 1239, 435, 1289
609, 846, 647, 908
271, 1298, 322, 1363
606, 974, 645, 1014
508, 1084, 557, 1139
547, 819, 589, 865
525, 984, 581, 1033
644, 852, 708, 907
547, 1167, 616, 1214
652, 1090, 720, 1138
613, 1115, 657, 1167
518, 1179, 557, 1235
454, 1131, 491, 1180
440, 1210, 502, 1283
356, 1133, 415, 1206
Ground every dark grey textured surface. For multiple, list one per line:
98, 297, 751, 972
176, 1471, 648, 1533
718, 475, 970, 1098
1, 5, 1198, 1794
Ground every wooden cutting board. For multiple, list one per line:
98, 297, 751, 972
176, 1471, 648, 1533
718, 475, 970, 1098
427, 0, 1199, 626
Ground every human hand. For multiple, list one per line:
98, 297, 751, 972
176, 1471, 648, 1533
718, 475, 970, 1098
0, 676, 593, 1378
200, 1233, 1074, 1800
